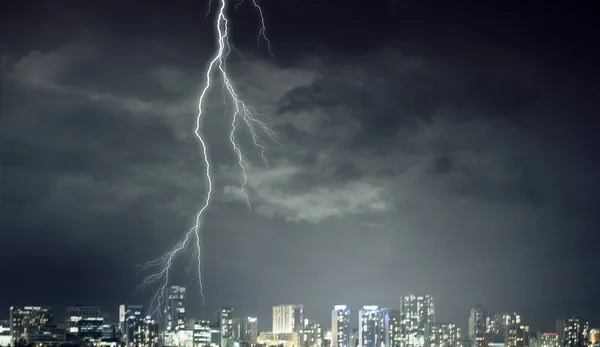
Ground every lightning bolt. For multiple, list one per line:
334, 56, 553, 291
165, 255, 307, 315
137, 0, 277, 317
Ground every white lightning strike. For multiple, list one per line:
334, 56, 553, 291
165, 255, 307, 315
137, 0, 277, 317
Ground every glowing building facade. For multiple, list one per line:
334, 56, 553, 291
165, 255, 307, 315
358, 306, 389, 347
557, 318, 589, 347
166, 286, 186, 332
301, 319, 323, 347
400, 295, 435, 347
332, 306, 351, 347
193, 320, 212, 347
9, 306, 53, 345
220, 308, 234, 347
389, 309, 401, 347
425, 323, 461, 347
273, 305, 304, 334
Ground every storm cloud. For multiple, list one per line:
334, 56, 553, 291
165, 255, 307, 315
1, 0, 598, 332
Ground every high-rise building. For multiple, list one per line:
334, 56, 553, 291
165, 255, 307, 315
485, 313, 520, 345
232, 317, 259, 346
120, 304, 144, 343
193, 320, 211, 347
425, 323, 461, 347
210, 324, 221, 347
358, 306, 389, 347
220, 308, 234, 347
379, 308, 391, 347
247, 317, 259, 345
165, 286, 186, 332
125, 316, 159, 347
359, 306, 380, 347
468, 306, 487, 347
301, 319, 323, 347
9, 306, 53, 345
400, 295, 435, 347
332, 306, 351, 347
120, 305, 144, 323
557, 318, 589, 347
505, 325, 529, 347
273, 305, 304, 334
389, 309, 402, 347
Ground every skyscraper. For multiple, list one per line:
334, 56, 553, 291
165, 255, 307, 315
359, 306, 390, 347
557, 318, 589, 347
273, 305, 304, 334
220, 308, 234, 347
505, 325, 529, 347
119, 304, 144, 343
400, 295, 435, 347
359, 306, 380, 347
468, 306, 487, 347
301, 319, 323, 347
232, 316, 259, 346
193, 320, 212, 347
389, 309, 402, 347
126, 315, 159, 347
165, 286, 186, 332
379, 308, 390, 347
332, 306, 351, 347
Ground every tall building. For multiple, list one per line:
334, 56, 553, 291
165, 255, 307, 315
557, 318, 589, 347
210, 323, 221, 347
379, 308, 391, 347
193, 320, 211, 347
359, 306, 379, 347
120, 305, 144, 323
358, 306, 390, 347
9, 306, 53, 345
126, 316, 159, 347
425, 323, 461, 347
332, 306, 351, 347
486, 313, 520, 345
244, 317, 259, 345
120, 304, 144, 343
232, 317, 259, 346
468, 306, 487, 347
301, 319, 323, 347
389, 309, 402, 347
401, 295, 435, 347
505, 325, 529, 347
166, 286, 186, 332
273, 305, 304, 334
220, 308, 234, 347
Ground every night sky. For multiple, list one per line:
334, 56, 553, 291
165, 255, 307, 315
1, 0, 599, 333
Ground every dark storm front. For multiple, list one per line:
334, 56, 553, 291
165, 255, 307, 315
2, 291, 597, 347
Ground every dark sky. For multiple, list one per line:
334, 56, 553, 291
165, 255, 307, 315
1, 0, 599, 334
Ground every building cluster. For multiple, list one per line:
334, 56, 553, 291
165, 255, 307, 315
1, 288, 597, 347
467, 306, 597, 347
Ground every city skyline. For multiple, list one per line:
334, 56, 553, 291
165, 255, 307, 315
2, 0, 599, 342
3, 298, 597, 347
2, 297, 596, 335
